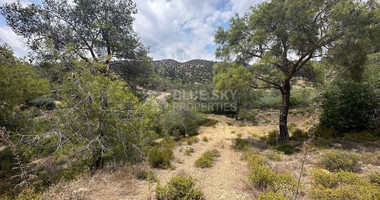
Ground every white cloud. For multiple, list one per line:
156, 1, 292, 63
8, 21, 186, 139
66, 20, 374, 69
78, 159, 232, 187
134, 0, 265, 61
0, 26, 28, 57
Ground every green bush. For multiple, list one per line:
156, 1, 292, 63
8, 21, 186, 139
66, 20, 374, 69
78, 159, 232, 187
202, 136, 208, 142
320, 81, 379, 134
342, 132, 377, 141
30, 97, 56, 110
290, 129, 309, 141
273, 173, 297, 195
265, 151, 282, 161
258, 191, 289, 200
233, 138, 249, 150
155, 174, 204, 200
244, 151, 266, 169
312, 169, 339, 188
267, 130, 280, 145
194, 149, 220, 168
369, 171, 380, 185
161, 107, 205, 138
136, 170, 157, 182
336, 170, 362, 185
276, 144, 295, 155
185, 147, 194, 156
237, 133, 242, 137
201, 119, 218, 127
148, 144, 173, 169
310, 183, 380, 200
187, 137, 199, 145
249, 165, 275, 189
319, 150, 360, 172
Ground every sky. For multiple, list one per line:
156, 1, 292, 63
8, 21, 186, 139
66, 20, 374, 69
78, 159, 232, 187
0, 0, 265, 61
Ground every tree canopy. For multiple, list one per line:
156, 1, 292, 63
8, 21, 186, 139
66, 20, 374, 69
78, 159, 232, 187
1, 0, 147, 67
214, 0, 379, 139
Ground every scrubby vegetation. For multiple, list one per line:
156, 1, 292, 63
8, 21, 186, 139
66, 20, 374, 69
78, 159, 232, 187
155, 174, 204, 200
194, 149, 220, 168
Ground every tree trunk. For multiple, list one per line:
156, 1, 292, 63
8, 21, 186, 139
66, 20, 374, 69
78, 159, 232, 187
279, 80, 291, 140
235, 96, 239, 121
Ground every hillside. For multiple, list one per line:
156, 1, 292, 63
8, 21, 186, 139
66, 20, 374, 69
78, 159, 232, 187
152, 59, 217, 82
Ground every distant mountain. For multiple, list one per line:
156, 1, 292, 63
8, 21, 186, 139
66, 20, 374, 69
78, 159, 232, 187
152, 59, 217, 83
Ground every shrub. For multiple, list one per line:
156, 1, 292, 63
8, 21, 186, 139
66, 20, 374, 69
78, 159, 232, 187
265, 151, 282, 161
369, 171, 380, 185
148, 144, 173, 169
237, 133, 242, 137
258, 191, 289, 200
312, 169, 339, 188
310, 183, 380, 200
319, 150, 360, 172
30, 97, 56, 110
252, 133, 260, 138
194, 149, 220, 168
290, 129, 309, 141
336, 170, 362, 185
320, 81, 379, 134
276, 144, 295, 155
185, 147, 194, 156
249, 165, 275, 189
202, 136, 208, 142
187, 137, 199, 145
161, 107, 205, 138
201, 119, 218, 127
233, 138, 249, 150
273, 173, 297, 195
136, 170, 158, 182
267, 130, 280, 145
14, 189, 42, 200
245, 152, 266, 169
155, 174, 204, 200
342, 132, 377, 141
231, 131, 235, 134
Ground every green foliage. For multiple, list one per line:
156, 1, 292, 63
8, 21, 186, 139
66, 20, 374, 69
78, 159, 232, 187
341, 132, 378, 141
136, 170, 157, 182
267, 130, 280, 146
155, 174, 204, 200
312, 169, 339, 188
237, 133, 242, 137
233, 138, 249, 150
290, 129, 309, 141
194, 149, 220, 168
29, 97, 56, 110
185, 147, 194, 156
201, 119, 218, 127
0, 44, 50, 130
276, 144, 295, 155
245, 151, 266, 169
249, 165, 276, 189
13, 189, 42, 200
202, 136, 208, 142
265, 151, 282, 162
187, 137, 199, 145
321, 81, 379, 134
311, 169, 380, 200
1, 0, 147, 64
258, 191, 288, 200
272, 173, 297, 194
319, 150, 360, 172
369, 171, 380, 185
310, 183, 380, 200
148, 143, 173, 169
161, 107, 205, 138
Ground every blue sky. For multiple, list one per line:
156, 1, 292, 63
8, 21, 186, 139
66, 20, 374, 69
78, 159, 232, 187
0, 0, 265, 61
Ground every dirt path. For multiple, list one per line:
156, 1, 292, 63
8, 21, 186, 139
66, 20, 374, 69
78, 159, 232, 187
151, 114, 279, 200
